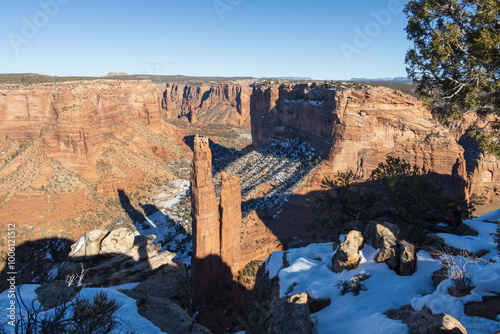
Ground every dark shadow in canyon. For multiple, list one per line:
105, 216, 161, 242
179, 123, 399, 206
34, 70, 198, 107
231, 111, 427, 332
244, 172, 467, 250
117, 189, 192, 256
0, 237, 73, 292
192, 254, 251, 333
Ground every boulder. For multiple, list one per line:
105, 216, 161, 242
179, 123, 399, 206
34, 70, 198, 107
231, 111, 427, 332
100, 228, 135, 256
60, 228, 175, 286
432, 262, 450, 288
265, 293, 311, 334
375, 247, 399, 270
307, 295, 331, 314
372, 222, 400, 249
464, 295, 500, 320
70, 229, 109, 259
384, 304, 467, 334
332, 230, 364, 273
135, 296, 209, 334
398, 240, 417, 276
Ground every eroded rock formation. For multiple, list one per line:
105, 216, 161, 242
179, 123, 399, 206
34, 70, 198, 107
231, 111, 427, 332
61, 227, 177, 286
190, 136, 243, 303
251, 83, 467, 195
163, 81, 252, 126
190, 136, 221, 301
220, 172, 242, 275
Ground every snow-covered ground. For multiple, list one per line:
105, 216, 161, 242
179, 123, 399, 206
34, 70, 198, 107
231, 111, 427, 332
1, 211, 499, 333
136, 179, 193, 266
0, 283, 163, 334
264, 210, 500, 334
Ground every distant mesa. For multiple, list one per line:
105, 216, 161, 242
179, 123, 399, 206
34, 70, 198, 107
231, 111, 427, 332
106, 72, 128, 77
350, 77, 412, 82
262, 76, 312, 80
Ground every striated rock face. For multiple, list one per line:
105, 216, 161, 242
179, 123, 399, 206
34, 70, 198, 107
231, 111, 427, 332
190, 136, 221, 301
163, 81, 252, 126
0, 80, 164, 181
220, 172, 242, 275
444, 113, 500, 200
251, 83, 467, 194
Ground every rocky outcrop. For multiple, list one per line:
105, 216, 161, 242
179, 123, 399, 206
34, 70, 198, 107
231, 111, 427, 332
251, 83, 467, 195
163, 81, 252, 126
332, 230, 364, 273
384, 304, 467, 334
260, 293, 312, 334
220, 172, 242, 275
190, 136, 243, 303
60, 228, 177, 286
248, 255, 283, 333
366, 222, 418, 276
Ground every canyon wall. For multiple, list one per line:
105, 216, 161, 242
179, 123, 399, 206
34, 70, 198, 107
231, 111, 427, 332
0, 79, 186, 245
163, 81, 252, 126
0, 80, 165, 182
251, 83, 467, 194
444, 113, 500, 200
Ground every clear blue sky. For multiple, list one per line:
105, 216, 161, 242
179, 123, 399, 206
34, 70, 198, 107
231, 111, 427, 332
0, 0, 412, 80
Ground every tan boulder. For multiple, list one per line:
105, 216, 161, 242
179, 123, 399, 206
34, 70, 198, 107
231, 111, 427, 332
100, 228, 135, 256
398, 240, 417, 276
264, 293, 312, 334
385, 304, 467, 334
332, 230, 364, 273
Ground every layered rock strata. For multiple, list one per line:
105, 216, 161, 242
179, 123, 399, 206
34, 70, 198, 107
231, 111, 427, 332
163, 81, 252, 126
251, 83, 467, 195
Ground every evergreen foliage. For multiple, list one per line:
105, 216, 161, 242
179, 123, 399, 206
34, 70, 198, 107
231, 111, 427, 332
404, 0, 500, 154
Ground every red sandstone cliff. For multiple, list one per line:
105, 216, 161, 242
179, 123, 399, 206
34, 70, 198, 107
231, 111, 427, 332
163, 81, 252, 126
0, 80, 190, 244
251, 83, 467, 195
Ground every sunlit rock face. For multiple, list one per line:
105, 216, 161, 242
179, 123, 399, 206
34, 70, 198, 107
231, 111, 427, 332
251, 83, 467, 196
163, 81, 252, 126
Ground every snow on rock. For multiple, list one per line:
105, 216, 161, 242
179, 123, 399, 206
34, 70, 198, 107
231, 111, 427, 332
260, 211, 500, 333
72, 235, 86, 254
0, 284, 163, 334
438, 210, 499, 258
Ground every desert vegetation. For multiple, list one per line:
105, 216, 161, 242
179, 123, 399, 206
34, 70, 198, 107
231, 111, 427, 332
314, 156, 471, 243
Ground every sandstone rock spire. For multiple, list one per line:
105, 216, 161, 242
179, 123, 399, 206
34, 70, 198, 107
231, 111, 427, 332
190, 136, 221, 301
190, 136, 243, 304
220, 172, 242, 276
